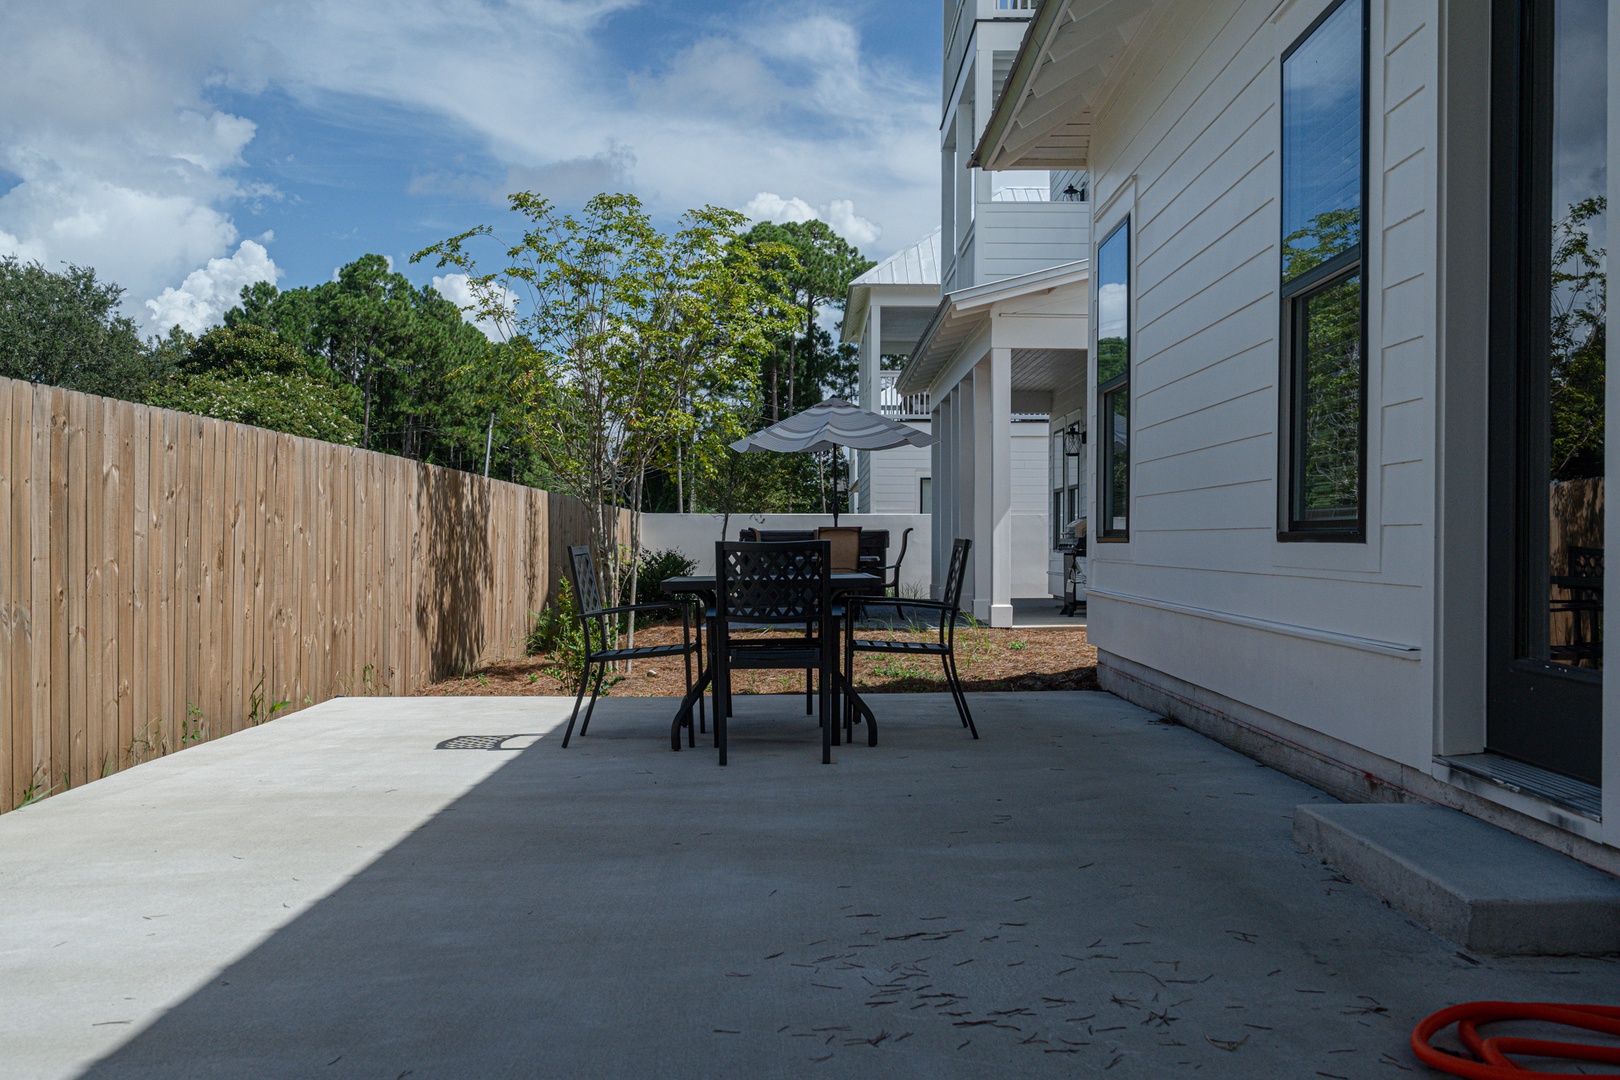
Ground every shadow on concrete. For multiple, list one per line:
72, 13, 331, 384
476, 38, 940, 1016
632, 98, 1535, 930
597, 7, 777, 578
72, 694, 1616, 1079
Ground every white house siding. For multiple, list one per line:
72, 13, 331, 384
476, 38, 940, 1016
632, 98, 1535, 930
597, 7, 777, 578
1085, 0, 1439, 771
975, 201, 1093, 283
1011, 421, 1053, 595
867, 430, 934, 514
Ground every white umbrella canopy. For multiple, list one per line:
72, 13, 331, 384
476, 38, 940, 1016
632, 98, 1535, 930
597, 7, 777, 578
729, 398, 937, 454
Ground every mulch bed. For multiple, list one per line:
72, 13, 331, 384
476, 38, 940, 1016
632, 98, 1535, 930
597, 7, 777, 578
418, 623, 1099, 698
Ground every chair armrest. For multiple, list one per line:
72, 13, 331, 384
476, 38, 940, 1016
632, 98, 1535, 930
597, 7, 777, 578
849, 596, 951, 613
583, 602, 690, 619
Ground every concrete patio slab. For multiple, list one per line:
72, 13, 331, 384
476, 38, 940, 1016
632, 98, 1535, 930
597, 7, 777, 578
1, 692, 1615, 1079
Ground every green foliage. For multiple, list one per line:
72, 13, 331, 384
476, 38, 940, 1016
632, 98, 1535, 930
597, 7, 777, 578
741, 220, 872, 422
224, 255, 501, 471
525, 578, 580, 656
631, 547, 697, 597
1550, 196, 1607, 483
527, 579, 592, 692
1298, 273, 1362, 515
147, 324, 363, 444
0, 256, 158, 400
417, 191, 799, 610
247, 675, 292, 727
181, 704, 207, 746
1283, 208, 1365, 517
1282, 206, 1361, 283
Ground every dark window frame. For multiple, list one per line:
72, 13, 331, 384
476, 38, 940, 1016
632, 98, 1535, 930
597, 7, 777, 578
1276, 0, 1370, 543
1096, 217, 1132, 542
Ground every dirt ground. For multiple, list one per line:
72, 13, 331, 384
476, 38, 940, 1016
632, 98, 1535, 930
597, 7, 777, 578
419, 622, 1098, 699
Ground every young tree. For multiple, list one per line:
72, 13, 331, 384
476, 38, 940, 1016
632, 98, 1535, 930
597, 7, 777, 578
415, 192, 796, 623
0, 256, 157, 400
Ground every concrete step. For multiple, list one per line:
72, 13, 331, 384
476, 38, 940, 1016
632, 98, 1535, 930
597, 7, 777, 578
1294, 802, 1620, 955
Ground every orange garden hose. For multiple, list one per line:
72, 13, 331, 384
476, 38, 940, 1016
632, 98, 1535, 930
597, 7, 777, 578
1412, 1001, 1620, 1077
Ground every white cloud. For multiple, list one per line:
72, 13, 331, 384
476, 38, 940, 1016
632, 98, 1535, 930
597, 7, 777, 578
0, 0, 934, 332
431, 272, 518, 341
823, 199, 882, 248
745, 192, 882, 248
144, 240, 280, 335
745, 192, 819, 225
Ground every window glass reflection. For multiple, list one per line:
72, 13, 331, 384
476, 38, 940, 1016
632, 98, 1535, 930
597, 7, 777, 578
1281, 0, 1362, 281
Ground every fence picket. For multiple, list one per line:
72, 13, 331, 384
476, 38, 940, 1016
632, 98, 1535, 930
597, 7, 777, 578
0, 375, 611, 812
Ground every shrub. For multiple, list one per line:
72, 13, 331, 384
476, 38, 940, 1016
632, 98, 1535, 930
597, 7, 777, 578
631, 547, 697, 598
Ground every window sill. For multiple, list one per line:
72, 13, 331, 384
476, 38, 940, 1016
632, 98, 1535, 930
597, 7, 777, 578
1277, 529, 1365, 544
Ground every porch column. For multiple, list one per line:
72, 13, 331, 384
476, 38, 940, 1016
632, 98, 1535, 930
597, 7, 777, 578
972, 351, 1013, 627
957, 377, 977, 610
930, 397, 945, 599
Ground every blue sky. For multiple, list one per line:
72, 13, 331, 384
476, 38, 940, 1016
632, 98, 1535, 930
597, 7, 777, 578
0, 1, 942, 334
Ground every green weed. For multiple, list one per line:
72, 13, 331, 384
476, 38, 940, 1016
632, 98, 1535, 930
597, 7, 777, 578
16, 767, 54, 809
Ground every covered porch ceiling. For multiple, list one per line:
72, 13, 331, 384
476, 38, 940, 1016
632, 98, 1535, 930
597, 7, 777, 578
972, 0, 1167, 172
899, 261, 1089, 398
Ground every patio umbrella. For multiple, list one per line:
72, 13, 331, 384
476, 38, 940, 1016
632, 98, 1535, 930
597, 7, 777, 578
730, 398, 937, 524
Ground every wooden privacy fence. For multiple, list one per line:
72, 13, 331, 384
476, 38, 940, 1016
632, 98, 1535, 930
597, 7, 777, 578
0, 374, 618, 812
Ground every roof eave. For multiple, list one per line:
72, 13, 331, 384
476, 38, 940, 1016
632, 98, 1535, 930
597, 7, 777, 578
970, 0, 1072, 171
896, 259, 1091, 396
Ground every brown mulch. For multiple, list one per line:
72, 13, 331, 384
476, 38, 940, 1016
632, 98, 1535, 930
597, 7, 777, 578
418, 622, 1098, 698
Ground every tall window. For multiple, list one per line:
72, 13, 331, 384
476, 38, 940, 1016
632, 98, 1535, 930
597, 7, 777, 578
1279, 0, 1367, 539
1097, 220, 1131, 540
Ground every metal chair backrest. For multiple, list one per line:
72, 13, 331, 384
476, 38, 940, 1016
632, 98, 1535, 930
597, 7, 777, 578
567, 544, 604, 614
943, 538, 972, 612
817, 526, 862, 573
716, 540, 831, 625
756, 529, 816, 542
888, 527, 914, 593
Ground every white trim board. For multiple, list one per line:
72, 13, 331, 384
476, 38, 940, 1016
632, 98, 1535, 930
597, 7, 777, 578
1087, 587, 1423, 659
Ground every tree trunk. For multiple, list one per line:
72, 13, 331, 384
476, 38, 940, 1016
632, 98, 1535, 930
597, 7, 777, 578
362, 368, 374, 450
624, 467, 645, 672
483, 410, 496, 477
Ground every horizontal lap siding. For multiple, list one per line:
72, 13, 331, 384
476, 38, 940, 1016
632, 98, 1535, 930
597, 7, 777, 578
0, 374, 604, 812
1087, 0, 1440, 766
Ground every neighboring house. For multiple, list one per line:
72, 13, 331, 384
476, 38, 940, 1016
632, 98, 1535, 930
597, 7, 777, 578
974, 0, 1618, 868
888, 0, 1094, 625
844, 230, 941, 516
844, 228, 1056, 605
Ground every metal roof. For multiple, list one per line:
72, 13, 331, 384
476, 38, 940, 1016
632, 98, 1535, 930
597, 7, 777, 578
990, 186, 1050, 202
849, 228, 942, 288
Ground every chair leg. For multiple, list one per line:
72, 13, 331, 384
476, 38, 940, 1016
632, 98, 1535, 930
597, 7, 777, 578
716, 661, 728, 766
579, 663, 607, 737
806, 668, 813, 714
682, 647, 696, 748
944, 653, 978, 739
561, 659, 594, 748
820, 660, 833, 764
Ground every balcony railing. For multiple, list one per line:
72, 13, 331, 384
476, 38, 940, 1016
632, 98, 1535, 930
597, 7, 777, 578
879, 372, 931, 420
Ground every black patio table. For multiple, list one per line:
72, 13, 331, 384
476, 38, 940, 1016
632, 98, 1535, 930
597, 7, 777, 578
661, 572, 882, 754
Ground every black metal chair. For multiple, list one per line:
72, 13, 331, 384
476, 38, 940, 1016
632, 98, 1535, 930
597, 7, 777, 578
713, 540, 838, 765
560, 544, 703, 748
845, 537, 977, 739
881, 527, 914, 596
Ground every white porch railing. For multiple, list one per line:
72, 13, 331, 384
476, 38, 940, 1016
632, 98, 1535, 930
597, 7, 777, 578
879, 372, 930, 420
